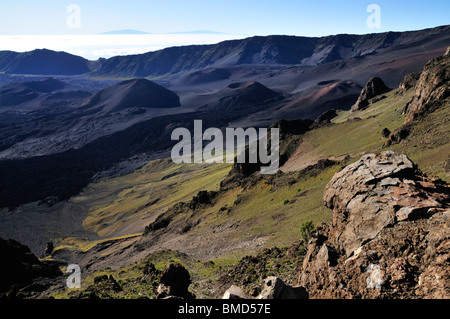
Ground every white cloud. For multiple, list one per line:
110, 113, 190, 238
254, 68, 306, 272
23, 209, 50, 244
0, 34, 247, 60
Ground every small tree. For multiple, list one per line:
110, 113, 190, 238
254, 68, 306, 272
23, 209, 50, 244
300, 220, 315, 244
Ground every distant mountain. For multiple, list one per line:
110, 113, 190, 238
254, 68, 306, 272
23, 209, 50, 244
0, 49, 90, 75
93, 25, 450, 77
101, 29, 151, 34
0, 25, 448, 79
166, 30, 226, 34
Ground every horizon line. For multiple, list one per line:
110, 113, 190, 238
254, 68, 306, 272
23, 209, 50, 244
0, 24, 448, 61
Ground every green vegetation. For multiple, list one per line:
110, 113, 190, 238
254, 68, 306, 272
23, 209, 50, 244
74, 159, 232, 238
50, 84, 449, 299
312, 90, 409, 158
389, 104, 450, 182
299, 220, 315, 244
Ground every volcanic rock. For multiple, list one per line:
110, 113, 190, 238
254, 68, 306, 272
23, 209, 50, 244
257, 276, 308, 299
81, 78, 181, 113
403, 47, 449, 122
399, 72, 420, 93
222, 285, 249, 299
316, 109, 338, 124
209, 81, 281, 112
157, 263, 195, 299
300, 151, 450, 298
0, 237, 62, 297
351, 77, 391, 112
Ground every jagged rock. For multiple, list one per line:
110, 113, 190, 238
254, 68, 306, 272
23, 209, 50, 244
316, 109, 338, 124
381, 128, 391, 138
222, 285, 248, 299
257, 276, 308, 299
323, 151, 448, 257
399, 72, 421, 93
0, 237, 62, 297
351, 77, 391, 112
300, 151, 450, 298
45, 242, 54, 256
156, 263, 194, 299
189, 190, 217, 210
403, 48, 449, 122
383, 127, 410, 147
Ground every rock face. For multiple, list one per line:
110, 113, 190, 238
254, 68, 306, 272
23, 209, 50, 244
157, 263, 195, 299
399, 72, 420, 93
257, 276, 308, 299
316, 109, 338, 124
351, 77, 391, 112
403, 47, 449, 122
222, 285, 249, 299
0, 237, 62, 297
300, 151, 450, 298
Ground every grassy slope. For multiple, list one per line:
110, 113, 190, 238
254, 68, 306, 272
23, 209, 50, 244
389, 104, 450, 182
77, 159, 232, 238
52, 85, 449, 298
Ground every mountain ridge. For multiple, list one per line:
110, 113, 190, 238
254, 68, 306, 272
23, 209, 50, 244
0, 25, 448, 78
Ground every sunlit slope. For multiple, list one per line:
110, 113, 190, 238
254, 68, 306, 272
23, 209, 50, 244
64, 83, 448, 261
77, 159, 232, 238
282, 87, 449, 182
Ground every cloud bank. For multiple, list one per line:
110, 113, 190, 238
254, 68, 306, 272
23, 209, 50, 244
0, 33, 247, 60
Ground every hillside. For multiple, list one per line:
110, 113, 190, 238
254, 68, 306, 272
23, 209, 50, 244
80, 78, 181, 113
92, 25, 450, 78
0, 48, 446, 299
0, 29, 448, 300
0, 49, 91, 75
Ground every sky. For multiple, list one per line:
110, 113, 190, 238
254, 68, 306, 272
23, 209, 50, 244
0, 0, 449, 59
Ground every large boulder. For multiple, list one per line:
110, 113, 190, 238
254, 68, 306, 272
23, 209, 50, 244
222, 285, 249, 299
351, 77, 391, 112
300, 151, 450, 298
257, 276, 308, 299
156, 263, 195, 299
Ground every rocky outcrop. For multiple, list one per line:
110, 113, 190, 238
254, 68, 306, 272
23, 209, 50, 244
0, 237, 62, 298
316, 109, 338, 124
222, 276, 308, 300
403, 47, 449, 122
351, 77, 391, 112
398, 72, 420, 93
257, 276, 308, 299
222, 285, 249, 299
157, 263, 195, 299
300, 151, 450, 298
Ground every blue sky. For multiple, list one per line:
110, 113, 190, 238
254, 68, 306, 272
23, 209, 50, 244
0, 1, 448, 59
0, 0, 449, 36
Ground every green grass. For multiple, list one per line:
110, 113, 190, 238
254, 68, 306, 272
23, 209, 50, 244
311, 90, 409, 157
187, 163, 339, 252
50, 85, 449, 299
75, 159, 232, 238
388, 103, 450, 182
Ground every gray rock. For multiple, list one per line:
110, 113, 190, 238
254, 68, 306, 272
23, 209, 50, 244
257, 276, 308, 299
322, 151, 449, 257
156, 263, 194, 299
351, 77, 391, 112
222, 285, 248, 299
